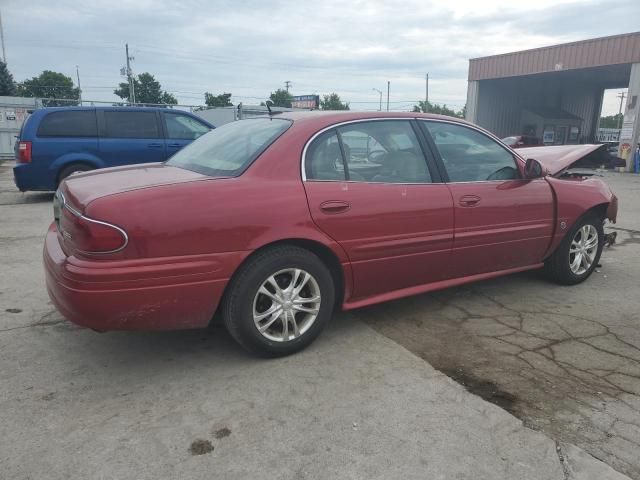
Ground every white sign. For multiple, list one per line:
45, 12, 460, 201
620, 120, 635, 139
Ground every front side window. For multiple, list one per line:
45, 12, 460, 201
305, 120, 432, 183
104, 111, 160, 138
164, 113, 211, 140
424, 121, 519, 182
37, 111, 97, 137
167, 118, 291, 177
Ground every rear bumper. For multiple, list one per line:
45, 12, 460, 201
13, 163, 53, 192
43, 224, 240, 331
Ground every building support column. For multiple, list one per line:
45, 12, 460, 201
465, 81, 479, 123
619, 63, 640, 171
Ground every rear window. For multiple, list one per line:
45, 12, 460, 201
37, 110, 97, 137
104, 111, 160, 138
167, 118, 291, 177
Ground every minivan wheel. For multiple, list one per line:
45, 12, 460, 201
545, 213, 604, 285
222, 246, 335, 357
58, 164, 93, 184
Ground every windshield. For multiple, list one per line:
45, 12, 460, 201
167, 118, 292, 176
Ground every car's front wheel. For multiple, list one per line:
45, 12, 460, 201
222, 246, 335, 357
545, 213, 604, 285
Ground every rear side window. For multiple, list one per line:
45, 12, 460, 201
305, 130, 345, 180
37, 111, 97, 137
104, 111, 160, 138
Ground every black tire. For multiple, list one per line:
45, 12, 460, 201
58, 164, 93, 185
221, 245, 335, 357
545, 213, 604, 285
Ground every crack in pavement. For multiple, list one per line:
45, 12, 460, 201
361, 282, 640, 478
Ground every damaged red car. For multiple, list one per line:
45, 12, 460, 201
44, 112, 618, 356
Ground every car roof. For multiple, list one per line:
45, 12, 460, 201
276, 110, 473, 128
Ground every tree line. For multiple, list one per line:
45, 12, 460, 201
1, 60, 463, 115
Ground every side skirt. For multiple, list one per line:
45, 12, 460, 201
342, 263, 544, 310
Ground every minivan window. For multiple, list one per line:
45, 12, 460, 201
164, 113, 210, 140
104, 111, 160, 138
167, 118, 291, 177
37, 111, 97, 137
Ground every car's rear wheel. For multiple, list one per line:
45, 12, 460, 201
58, 164, 93, 185
222, 245, 335, 357
545, 213, 604, 285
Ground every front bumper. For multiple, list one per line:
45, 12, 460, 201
43, 223, 236, 331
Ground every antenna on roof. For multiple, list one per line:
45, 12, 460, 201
266, 100, 273, 117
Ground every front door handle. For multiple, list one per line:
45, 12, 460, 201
459, 195, 481, 207
167, 143, 182, 148
320, 200, 350, 214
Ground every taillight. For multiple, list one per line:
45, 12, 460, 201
59, 206, 127, 254
18, 141, 32, 163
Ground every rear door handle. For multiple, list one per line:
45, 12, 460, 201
167, 143, 181, 148
147, 142, 163, 148
320, 200, 350, 214
459, 195, 481, 207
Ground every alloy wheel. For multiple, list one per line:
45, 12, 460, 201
569, 224, 598, 275
252, 268, 321, 342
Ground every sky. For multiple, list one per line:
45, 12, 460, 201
2, 0, 639, 115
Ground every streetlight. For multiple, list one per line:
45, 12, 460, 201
372, 88, 382, 111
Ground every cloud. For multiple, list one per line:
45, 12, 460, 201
3, 0, 639, 111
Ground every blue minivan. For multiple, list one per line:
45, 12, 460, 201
14, 106, 214, 191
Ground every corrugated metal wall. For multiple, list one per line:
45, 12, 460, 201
470, 32, 640, 81
474, 77, 603, 140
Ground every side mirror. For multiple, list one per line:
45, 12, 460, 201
524, 158, 545, 179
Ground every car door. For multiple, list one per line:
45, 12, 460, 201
162, 112, 212, 158
420, 120, 554, 278
303, 119, 454, 300
97, 110, 166, 166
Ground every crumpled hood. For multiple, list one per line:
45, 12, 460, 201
519, 144, 604, 175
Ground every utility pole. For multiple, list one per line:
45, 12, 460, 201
125, 43, 136, 104
617, 91, 627, 130
386, 81, 390, 112
76, 65, 82, 105
0, 8, 6, 63
425, 73, 429, 112
285, 80, 292, 92
372, 88, 382, 111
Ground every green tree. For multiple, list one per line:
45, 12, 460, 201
114, 72, 177, 106
269, 88, 293, 108
599, 113, 623, 129
0, 61, 16, 96
16, 70, 79, 106
320, 93, 349, 110
412, 100, 464, 118
204, 92, 233, 107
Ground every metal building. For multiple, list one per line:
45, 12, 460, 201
0, 96, 37, 161
465, 31, 640, 170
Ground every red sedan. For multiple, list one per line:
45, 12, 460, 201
44, 112, 617, 356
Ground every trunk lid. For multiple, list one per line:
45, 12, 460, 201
61, 163, 208, 211
519, 144, 604, 175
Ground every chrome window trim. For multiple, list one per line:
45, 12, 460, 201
300, 117, 525, 185
301, 117, 433, 183
56, 190, 129, 255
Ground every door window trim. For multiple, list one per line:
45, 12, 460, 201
301, 117, 444, 184
418, 118, 525, 184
